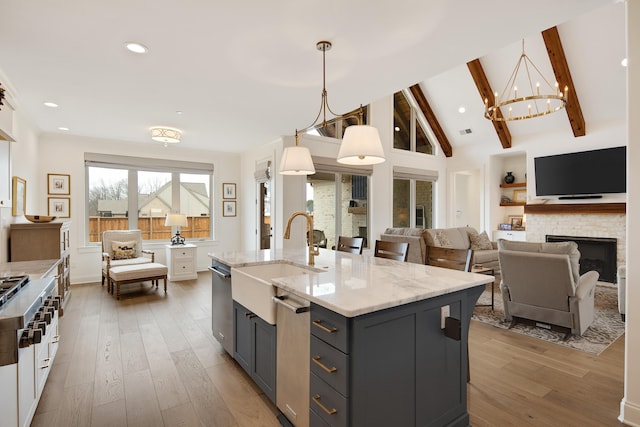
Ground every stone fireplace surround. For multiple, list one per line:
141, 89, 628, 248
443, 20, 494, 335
523, 203, 626, 281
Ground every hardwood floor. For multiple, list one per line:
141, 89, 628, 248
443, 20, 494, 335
33, 273, 625, 426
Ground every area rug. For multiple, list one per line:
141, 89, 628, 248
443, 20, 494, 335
472, 284, 625, 355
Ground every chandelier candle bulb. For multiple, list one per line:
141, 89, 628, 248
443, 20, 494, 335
536, 82, 540, 95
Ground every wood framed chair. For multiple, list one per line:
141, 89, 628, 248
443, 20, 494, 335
374, 240, 409, 262
336, 236, 365, 254
426, 246, 473, 272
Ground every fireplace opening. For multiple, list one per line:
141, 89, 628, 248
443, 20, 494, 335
545, 235, 617, 283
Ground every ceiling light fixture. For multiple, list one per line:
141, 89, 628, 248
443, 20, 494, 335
621, 58, 628, 67
279, 41, 385, 175
484, 40, 567, 122
150, 126, 182, 147
58, 127, 69, 131
125, 42, 148, 54
43, 102, 58, 108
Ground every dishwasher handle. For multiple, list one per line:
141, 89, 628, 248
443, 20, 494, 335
272, 295, 310, 314
208, 266, 231, 279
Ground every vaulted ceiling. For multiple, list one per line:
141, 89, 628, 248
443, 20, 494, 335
0, 0, 625, 154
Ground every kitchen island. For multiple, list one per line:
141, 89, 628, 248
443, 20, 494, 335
209, 248, 492, 427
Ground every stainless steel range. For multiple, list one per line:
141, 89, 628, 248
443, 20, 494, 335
0, 274, 61, 427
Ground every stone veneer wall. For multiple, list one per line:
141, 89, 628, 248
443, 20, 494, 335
526, 213, 626, 267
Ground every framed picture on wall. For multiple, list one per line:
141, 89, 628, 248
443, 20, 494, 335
223, 200, 236, 217
48, 173, 70, 195
48, 197, 70, 218
223, 183, 236, 199
12, 176, 26, 216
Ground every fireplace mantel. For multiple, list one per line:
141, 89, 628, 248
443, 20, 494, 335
524, 202, 626, 215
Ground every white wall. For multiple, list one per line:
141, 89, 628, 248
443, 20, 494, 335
621, 0, 640, 424
0, 103, 41, 263
34, 133, 241, 283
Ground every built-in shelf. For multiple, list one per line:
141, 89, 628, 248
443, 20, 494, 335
524, 203, 626, 215
499, 182, 526, 188
348, 207, 367, 215
500, 202, 526, 207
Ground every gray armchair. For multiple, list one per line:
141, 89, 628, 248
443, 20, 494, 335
101, 230, 155, 290
497, 239, 599, 337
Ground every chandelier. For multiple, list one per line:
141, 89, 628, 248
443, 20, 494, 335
485, 40, 567, 122
279, 41, 385, 175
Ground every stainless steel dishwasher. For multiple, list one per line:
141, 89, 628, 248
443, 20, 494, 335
209, 261, 233, 355
274, 289, 310, 427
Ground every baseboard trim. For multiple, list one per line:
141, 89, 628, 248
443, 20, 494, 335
620, 398, 640, 426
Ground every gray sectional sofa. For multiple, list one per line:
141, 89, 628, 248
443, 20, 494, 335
380, 227, 500, 272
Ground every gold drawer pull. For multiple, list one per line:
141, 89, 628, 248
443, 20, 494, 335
312, 356, 337, 373
312, 320, 337, 334
312, 394, 337, 415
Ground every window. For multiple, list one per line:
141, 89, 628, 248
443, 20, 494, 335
85, 153, 213, 243
393, 167, 436, 229
393, 91, 434, 155
306, 157, 372, 249
305, 106, 368, 139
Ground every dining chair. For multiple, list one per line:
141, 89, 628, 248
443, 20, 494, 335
336, 236, 365, 254
425, 246, 473, 272
374, 240, 409, 262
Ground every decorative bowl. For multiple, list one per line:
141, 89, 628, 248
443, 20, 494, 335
24, 215, 57, 223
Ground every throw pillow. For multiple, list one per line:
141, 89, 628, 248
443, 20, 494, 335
434, 230, 452, 247
112, 240, 137, 260
469, 231, 493, 251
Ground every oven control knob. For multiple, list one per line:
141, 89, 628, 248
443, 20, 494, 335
35, 321, 47, 336
45, 297, 60, 310
35, 309, 52, 325
19, 328, 43, 348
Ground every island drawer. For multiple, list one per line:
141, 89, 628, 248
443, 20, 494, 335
309, 407, 331, 427
310, 335, 349, 397
310, 304, 350, 353
310, 372, 348, 427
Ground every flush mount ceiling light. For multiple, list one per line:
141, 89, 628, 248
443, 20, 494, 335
125, 42, 148, 54
484, 40, 567, 122
279, 41, 385, 175
43, 101, 59, 108
150, 126, 182, 147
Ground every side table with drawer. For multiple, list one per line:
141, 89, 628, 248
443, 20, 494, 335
165, 244, 197, 281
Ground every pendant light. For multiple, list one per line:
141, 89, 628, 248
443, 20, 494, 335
279, 41, 385, 175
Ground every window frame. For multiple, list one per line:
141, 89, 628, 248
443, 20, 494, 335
394, 90, 436, 155
84, 153, 214, 245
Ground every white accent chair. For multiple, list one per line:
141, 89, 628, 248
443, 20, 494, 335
498, 239, 599, 337
101, 230, 155, 292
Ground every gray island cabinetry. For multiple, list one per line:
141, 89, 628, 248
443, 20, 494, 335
208, 249, 492, 427
309, 286, 482, 427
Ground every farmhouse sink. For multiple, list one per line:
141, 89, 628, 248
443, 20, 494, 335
231, 262, 322, 325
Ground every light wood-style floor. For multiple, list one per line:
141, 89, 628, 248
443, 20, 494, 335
33, 273, 625, 426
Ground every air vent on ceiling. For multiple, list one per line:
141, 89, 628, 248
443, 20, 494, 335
458, 128, 472, 135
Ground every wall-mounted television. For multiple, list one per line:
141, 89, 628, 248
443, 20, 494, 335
534, 146, 626, 198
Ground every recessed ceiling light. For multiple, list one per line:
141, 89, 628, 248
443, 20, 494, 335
125, 42, 148, 54
58, 127, 69, 131
458, 106, 466, 114
621, 58, 628, 67
176, 111, 183, 115
43, 102, 59, 108
394, 126, 400, 132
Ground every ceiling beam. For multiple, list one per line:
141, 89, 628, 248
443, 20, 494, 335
466, 59, 512, 149
408, 84, 453, 157
542, 26, 585, 137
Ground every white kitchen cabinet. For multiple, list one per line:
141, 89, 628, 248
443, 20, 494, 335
493, 230, 527, 242
165, 244, 197, 281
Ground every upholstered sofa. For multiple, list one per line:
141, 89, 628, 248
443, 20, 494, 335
497, 239, 599, 336
380, 227, 500, 271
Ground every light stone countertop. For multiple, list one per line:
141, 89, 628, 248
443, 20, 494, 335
209, 248, 493, 318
